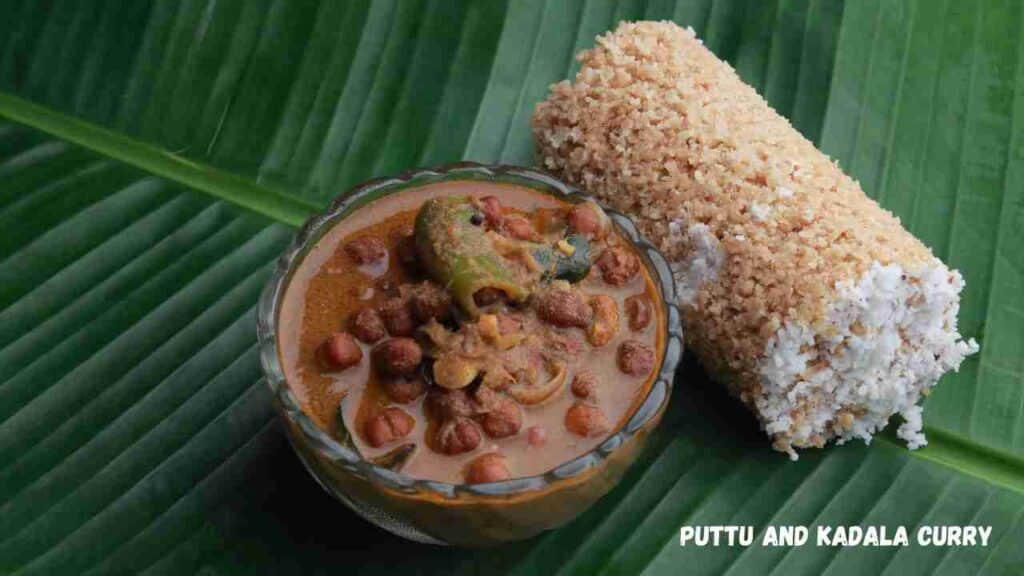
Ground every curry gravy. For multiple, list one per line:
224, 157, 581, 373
278, 181, 665, 483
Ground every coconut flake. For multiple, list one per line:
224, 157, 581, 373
671, 223, 724, 305
750, 202, 772, 221
756, 261, 979, 457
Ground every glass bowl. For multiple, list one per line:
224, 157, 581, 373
256, 163, 683, 546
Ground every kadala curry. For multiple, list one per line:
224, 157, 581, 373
278, 181, 665, 484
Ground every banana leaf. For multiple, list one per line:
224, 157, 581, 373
1, 0, 1023, 574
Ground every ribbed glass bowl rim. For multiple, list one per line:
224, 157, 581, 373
256, 162, 684, 500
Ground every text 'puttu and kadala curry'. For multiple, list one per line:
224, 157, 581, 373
277, 181, 665, 484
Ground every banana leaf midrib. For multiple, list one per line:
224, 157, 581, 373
0, 93, 317, 227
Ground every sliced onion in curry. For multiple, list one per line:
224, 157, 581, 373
506, 362, 567, 405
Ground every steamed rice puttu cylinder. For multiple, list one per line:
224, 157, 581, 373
532, 21, 978, 458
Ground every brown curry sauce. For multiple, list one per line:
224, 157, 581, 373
278, 181, 664, 484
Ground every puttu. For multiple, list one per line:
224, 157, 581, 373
532, 21, 978, 458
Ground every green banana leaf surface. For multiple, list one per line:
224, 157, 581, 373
1, 0, 1023, 574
